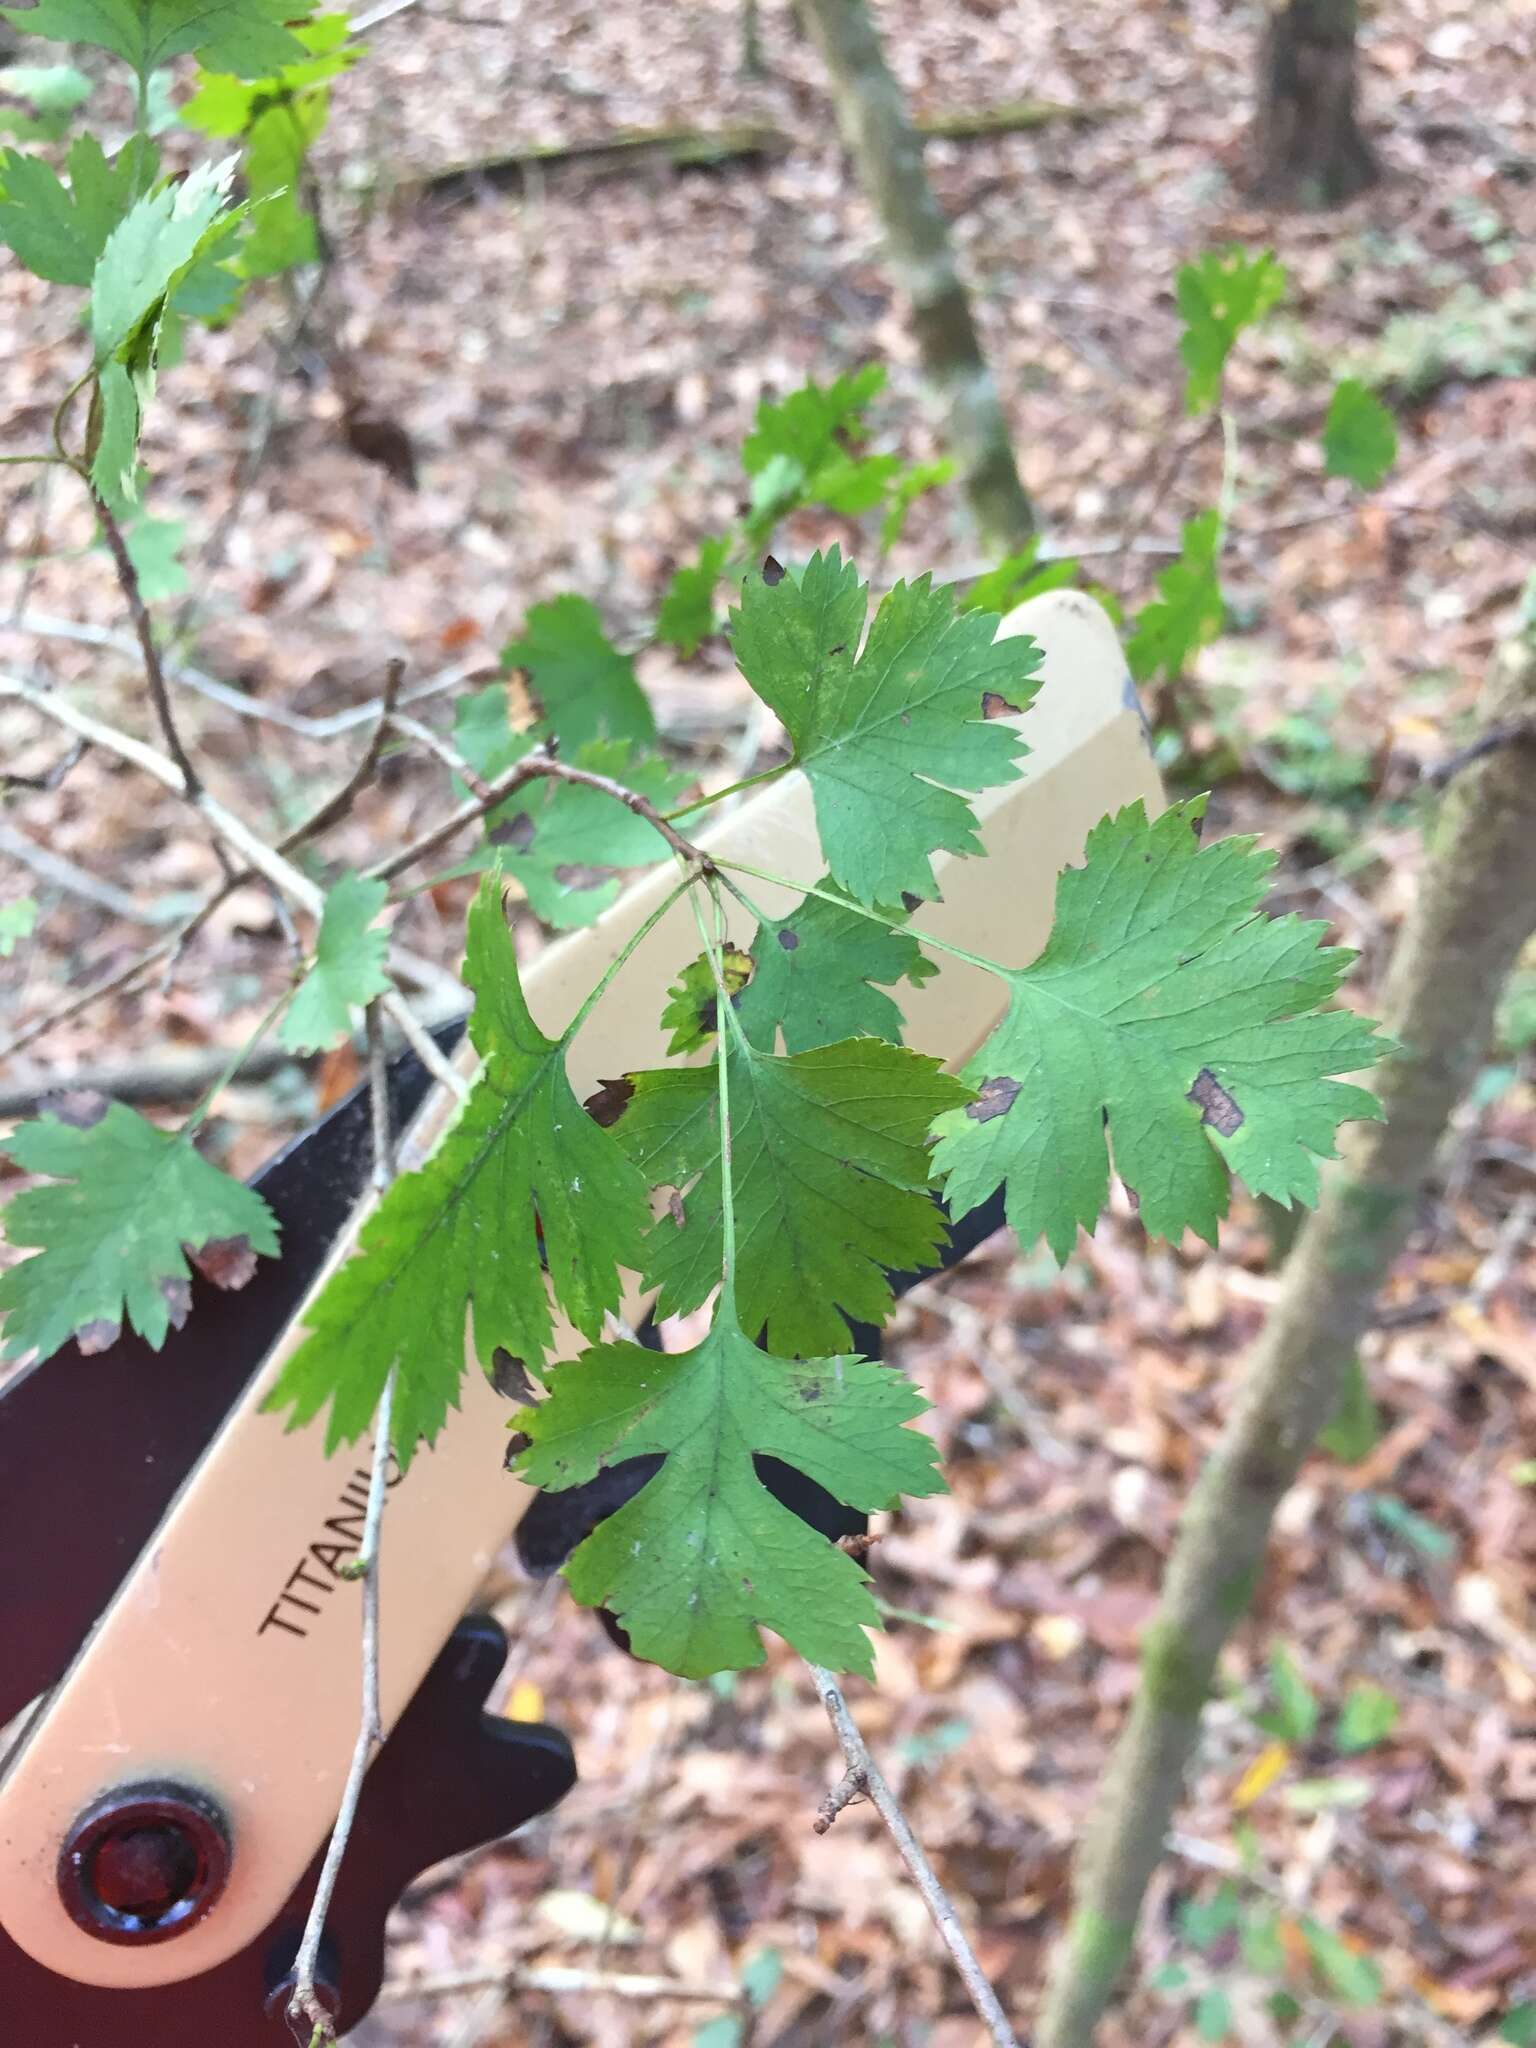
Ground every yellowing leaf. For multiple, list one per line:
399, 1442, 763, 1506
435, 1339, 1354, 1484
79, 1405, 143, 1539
1232, 1740, 1291, 1809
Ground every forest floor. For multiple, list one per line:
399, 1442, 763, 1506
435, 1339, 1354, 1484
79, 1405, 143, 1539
3, 0, 1536, 2043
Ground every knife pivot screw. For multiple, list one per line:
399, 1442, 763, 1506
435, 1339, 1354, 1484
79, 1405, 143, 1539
58, 1781, 232, 1943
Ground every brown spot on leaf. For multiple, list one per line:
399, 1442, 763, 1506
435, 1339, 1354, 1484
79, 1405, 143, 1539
489, 811, 537, 852
42, 1089, 110, 1128
777, 928, 800, 951
982, 691, 1021, 720
492, 1348, 535, 1400
1187, 1067, 1244, 1136
666, 1188, 687, 1228
552, 861, 618, 891
76, 1319, 121, 1355
189, 1236, 259, 1292
762, 555, 785, 585
160, 1276, 192, 1331
584, 1075, 635, 1127
966, 1075, 1022, 1123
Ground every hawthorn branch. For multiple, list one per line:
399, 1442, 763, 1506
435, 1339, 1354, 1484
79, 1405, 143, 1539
365, 743, 707, 884
806, 1664, 1020, 2048
90, 486, 222, 834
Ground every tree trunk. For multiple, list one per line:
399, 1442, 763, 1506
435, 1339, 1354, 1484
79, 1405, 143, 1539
1035, 626, 1536, 2048
1252, 0, 1379, 208
795, 0, 1036, 553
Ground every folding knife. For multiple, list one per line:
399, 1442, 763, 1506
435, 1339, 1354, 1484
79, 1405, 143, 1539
0, 592, 1158, 2043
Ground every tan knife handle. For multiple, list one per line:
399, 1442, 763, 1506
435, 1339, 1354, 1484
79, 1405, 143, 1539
0, 591, 1160, 1988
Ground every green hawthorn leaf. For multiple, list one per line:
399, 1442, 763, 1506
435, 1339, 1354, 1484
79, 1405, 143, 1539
1334, 1681, 1399, 1754
1176, 245, 1286, 414
0, 132, 149, 284
613, 1035, 971, 1353
929, 797, 1385, 1261
4, 0, 315, 79
880, 457, 956, 551
265, 878, 651, 1455
280, 872, 391, 1054
90, 154, 235, 359
1299, 1919, 1381, 2006
486, 737, 688, 930
743, 363, 884, 472
453, 679, 523, 780
655, 534, 730, 657
230, 98, 322, 274
1323, 378, 1398, 489
0, 897, 38, 954
117, 510, 186, 599
1501, 2006, 1536, 2046
0, 62, 93, 142
1257, 1642, 1319, 1743
962, 539, 1079, 615
729, 548, 1039, 906
514, 1293, 944, 1676
0, 1102, 280, 1362
1126, 510, 1224, 685
90, 356, 140, 507
735, 881, 934, 1054
503, 595, 655, 749
180, 10, 354, 131
182, 14, 353, 277
660, 947, 753, 1054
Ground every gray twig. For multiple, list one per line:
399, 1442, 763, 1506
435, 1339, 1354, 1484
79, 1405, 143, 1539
806, 1663, 1020, 2048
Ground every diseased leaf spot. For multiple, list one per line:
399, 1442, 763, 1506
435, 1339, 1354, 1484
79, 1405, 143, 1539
42, 1089, 110, 1129
490, 811, 537, 852
160, 1275, 192, 1331
1187, 1066, 1244, 1136
552, 861, 617, 890
666, 1188, 687, 1228
189, 1235, 258, 1291
777, 929, 800, 951
75, 1319, 121, 1355
492, 1347, 535, 1400
762, 554, 785, 586
982, 691, 1021, 720
584, 1075, 636, 1127
967, 1075, 1021, 1123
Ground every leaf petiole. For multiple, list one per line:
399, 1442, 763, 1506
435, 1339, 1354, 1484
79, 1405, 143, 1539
712, 855, 1007, 979
689, 878, 740, 1294
562, 865, 699, 1047
662, 758, 793, 824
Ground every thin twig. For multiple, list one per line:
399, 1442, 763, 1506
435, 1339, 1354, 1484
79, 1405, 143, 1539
287, 1027, 399, 2041
280, 659, 407, 853
90, 488, 218, 824
0, 993, 466, 1116
1422, 717, 1536, 789
6, 613, 480, 740
0, 668, 327, 911
2, 735, 86, 792
365, 745, 706, 884
805, 1664, 1020, 2048
387, 707, 493, 800
378, 1964, 743, 2007
0, 818, 190, 924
